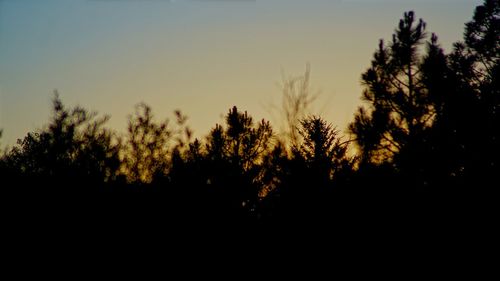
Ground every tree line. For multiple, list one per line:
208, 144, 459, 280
1, 0, 498, 225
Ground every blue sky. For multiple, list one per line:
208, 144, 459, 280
0, 0, 483, 145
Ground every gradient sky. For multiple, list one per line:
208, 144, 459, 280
0, 0, 483, 146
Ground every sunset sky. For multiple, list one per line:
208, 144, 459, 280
0, 0, 482, 146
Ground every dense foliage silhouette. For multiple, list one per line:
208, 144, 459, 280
1, 1, 498, 229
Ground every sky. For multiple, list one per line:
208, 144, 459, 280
0, 0, 483, 146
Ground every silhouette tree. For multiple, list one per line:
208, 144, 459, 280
2, 93, 121, 187
464, 0, 499, 76
121, 103, 171, 184
349, 11, 443, 189
294, 116, 352, 186
203, 106, 273, 217
262, 116, 353, 221
428, 0, 499, 187
417, 33, 461, 187
165, 106, 274, 220
462, 0, 499, 183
